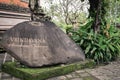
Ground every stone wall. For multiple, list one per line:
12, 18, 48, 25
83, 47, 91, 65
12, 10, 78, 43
0, 10, 30, 38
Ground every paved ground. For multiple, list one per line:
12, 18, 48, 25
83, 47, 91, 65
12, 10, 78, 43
0, 53, 120, 80
47, 60, 120, 80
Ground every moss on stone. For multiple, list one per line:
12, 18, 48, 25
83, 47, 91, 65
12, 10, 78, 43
2, 60, 95, 80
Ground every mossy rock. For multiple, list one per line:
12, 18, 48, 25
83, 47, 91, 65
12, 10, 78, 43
2, 60, 95, 80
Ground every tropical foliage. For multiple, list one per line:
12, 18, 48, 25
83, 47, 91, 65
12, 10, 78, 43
67, 20, 120, 64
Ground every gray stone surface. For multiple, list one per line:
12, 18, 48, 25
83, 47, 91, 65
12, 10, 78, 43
1, 21, 85, 67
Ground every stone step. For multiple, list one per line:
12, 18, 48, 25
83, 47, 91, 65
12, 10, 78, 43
1, 73, 11, 77
0, 73, 21, 80
1, 75, 12, 79
0, 73, 11, 80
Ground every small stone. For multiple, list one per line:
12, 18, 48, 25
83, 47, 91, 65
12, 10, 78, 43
87, 70, 100, 76
94, 75, 110, 80
71, 72, 80, 78
12, 77, 21, 80
46, 77, 59, 80
57, 76, 67, 80
47, 76, 66, 80
65, 74, 73, 79
76, 70, 85, 73
71, 78, 83, 80
112, 77, 120, 80
79, 73, 90, 77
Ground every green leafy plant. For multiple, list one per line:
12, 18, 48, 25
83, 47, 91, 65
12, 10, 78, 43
67, 20, 120, 64
57, 23, 72, 33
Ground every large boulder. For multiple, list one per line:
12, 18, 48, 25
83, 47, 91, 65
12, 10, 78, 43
0, 21, 85, 67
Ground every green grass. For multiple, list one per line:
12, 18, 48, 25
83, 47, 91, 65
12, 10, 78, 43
2, 60, 95, 80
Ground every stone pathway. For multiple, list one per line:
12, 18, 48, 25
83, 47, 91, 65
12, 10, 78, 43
47, 60, 120, 80
0, 53, 120, 80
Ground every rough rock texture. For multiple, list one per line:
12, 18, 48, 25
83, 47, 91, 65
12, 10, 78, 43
0, 21, 85, 67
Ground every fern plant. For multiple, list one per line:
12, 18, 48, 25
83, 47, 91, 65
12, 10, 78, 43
68, 20, 120, 64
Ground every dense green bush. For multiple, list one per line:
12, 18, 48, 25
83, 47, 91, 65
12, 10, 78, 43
67, 20, 120, 64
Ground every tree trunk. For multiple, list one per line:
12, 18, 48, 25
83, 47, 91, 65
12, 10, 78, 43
89, 0, 109, 33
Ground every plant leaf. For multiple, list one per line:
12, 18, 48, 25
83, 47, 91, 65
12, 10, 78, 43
85, 44, 91, 54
